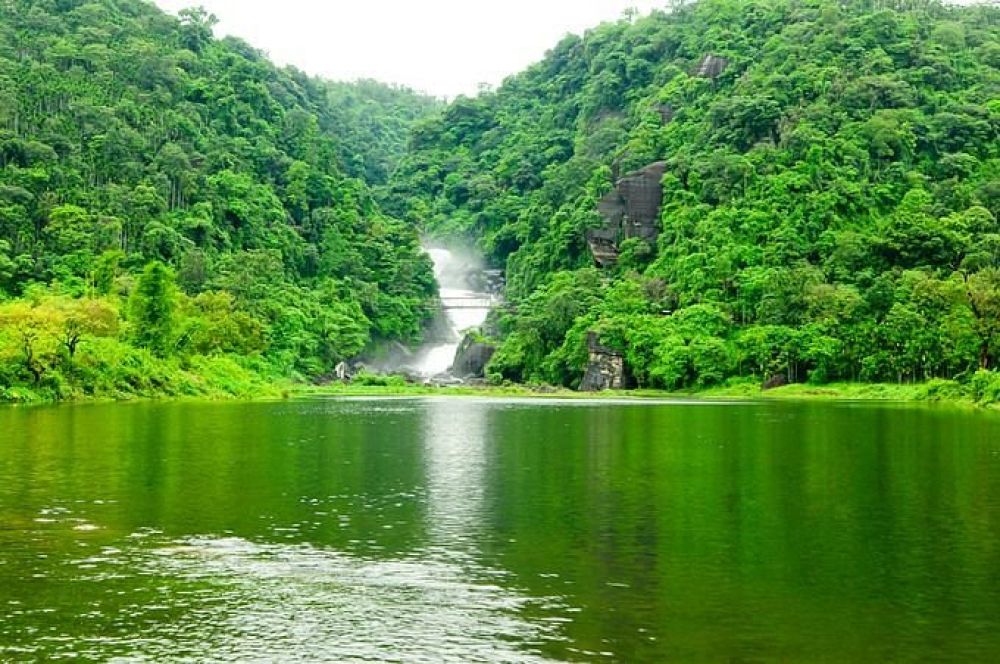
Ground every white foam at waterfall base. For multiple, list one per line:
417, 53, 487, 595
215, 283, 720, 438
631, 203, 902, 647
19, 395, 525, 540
412, 246, 493, 378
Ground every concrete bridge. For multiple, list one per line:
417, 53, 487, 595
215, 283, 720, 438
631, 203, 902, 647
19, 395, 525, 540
439, 295, 495, 310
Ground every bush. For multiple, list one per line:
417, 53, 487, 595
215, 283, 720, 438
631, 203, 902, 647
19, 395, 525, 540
0, 386, 42, 403
351, 371, 408, 387
186, 355, 270, 397
485, 331, 533, 384
917, 378, 968, 402
969, 370, 1000, 405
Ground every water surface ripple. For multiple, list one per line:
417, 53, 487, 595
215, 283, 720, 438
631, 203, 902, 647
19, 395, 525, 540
1, 398, 999, 662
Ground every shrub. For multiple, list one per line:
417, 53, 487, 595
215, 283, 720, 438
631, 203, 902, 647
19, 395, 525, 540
969, 370, 1000, 405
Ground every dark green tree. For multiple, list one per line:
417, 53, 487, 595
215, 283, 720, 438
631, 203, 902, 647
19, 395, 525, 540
129, 262, 178, 357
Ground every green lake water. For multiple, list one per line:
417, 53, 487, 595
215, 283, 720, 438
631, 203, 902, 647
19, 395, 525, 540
1, 397, 999, 662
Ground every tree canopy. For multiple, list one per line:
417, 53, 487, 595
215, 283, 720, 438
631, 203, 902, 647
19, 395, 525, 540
389, 0, 1000, 391
0, 0, 439, 400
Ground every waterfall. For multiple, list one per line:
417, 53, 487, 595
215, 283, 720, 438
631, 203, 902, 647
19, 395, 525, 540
411, 245, 495, 378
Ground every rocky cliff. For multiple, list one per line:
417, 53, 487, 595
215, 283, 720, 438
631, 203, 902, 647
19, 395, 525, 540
694, 54, 729, 79
579, 332, 630, 391
587, 161, 667, 267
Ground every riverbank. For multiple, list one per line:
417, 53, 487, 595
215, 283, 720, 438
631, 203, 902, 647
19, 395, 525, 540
297, 378, 1000, 409
0, 355, 290, 405
4, 367, 1000, 409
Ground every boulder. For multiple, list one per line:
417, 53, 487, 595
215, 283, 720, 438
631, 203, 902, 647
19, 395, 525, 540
334, 362, 350, 381
617, 161, 667, 243
481, 269, 506, 295
763, 374, 788, 391
579, 332, 630, 392
425, 374, 465, 387
586, 227, 620, 268
451, 334, 497, 379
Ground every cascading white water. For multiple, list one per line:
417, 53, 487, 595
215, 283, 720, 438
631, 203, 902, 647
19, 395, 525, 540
411, 246, 493, 378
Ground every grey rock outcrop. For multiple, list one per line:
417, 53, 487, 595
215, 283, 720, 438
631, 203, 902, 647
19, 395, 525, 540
586, 161, 667, 267
579, 332, 629, 392
587, 228, 621, 268
694, 54, 729, 79
451, 334, 497, 379
653, 103, 674, 124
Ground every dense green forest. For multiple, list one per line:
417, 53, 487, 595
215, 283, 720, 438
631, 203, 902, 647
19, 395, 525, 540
389, 0, 1000, 398
0, 0, 439, 401
3, 0, 1000, 403
325, 79, 443, 187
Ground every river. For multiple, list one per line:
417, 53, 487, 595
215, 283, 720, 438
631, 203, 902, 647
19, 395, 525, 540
1, 398, 1000, 661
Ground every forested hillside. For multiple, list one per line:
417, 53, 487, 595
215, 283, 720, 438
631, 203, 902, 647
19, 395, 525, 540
325, 79, 443, 187
0, 0, 439, 401
390, 0, 1000, 395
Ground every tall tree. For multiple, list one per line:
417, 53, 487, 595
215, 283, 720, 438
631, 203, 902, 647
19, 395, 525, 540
130, 262, 178, 357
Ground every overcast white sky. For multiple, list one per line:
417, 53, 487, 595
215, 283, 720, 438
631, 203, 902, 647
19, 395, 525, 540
152, 0, 663, 98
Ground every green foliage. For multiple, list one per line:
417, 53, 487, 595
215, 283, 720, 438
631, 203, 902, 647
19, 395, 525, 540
324, 80, 443, 186
390, 0, 1000, 391
969, 369, 1000, 405
130, 262, 177, 356
0, 0, 440, 400
350, 371, 409, 388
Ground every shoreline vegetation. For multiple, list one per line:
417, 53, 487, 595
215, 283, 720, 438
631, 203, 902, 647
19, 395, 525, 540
4, 371, 1000, 410
280, 377, 1000, 408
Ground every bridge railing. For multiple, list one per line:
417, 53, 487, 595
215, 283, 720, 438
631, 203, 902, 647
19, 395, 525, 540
439, 295, 497, 310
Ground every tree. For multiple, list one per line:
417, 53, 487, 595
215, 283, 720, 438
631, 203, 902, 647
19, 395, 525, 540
178, 7, 218, 53
49, 297, 119, 359
179, 291, 265, 356
388, 0, 1000, 391
129, 262, 178, 356
0, 0, 441, 400
0, 301, 60, 384
966, 269, 1000, 370
0, 240, 15, 294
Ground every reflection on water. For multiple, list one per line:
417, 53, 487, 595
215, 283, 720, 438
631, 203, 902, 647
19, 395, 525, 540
126, 536, 558, 663
4, 532, 558, 662
424, 398, 489, 557
1, 399, 1000, 662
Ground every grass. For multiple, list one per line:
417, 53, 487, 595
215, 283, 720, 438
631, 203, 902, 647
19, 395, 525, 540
4, 353, 998, 410
295, 378, 991, 408
692, 381, 958, 402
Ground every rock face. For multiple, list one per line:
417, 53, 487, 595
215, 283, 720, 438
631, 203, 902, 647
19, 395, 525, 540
579, 332, 629, 392
587, 161, 667, 267
694, 54, 729, 79
451, 334, 497, 379
653, 103, 674, 124
586, 228, 620, 268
